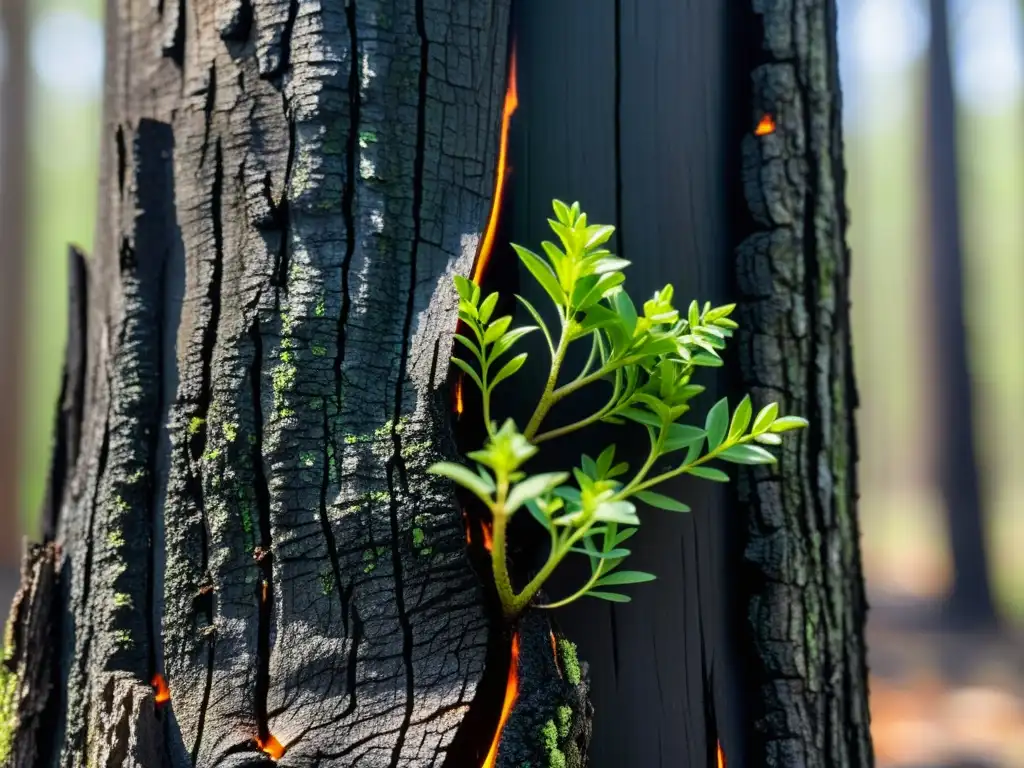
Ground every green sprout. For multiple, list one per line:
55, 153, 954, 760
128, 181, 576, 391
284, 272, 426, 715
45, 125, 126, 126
429, 200, 807, 619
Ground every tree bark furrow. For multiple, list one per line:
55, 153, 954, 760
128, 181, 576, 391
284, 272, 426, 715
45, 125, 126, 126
41, 247, 90, 543
8, 2, 625, 765
6, 544, 60, 767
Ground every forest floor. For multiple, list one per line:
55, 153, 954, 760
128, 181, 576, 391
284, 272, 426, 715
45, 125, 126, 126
868, 596, 1024, 768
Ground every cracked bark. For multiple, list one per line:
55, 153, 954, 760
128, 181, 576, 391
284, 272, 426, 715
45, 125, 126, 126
1, 1, 594, 765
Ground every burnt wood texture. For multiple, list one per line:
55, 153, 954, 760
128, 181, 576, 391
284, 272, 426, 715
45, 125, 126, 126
4, 1, 871, 767
733, 1, 873, 766
5, 0, 548, 764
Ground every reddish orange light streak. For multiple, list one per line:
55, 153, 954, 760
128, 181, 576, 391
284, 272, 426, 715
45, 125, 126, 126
455, 377, 465, 416
257, 734, 286, 761
480, 522, 493, 552
550, 630, 562, 677
454, 47, 518, 422
472, 47, 519, 285
482, 633, 520, 768
718, 741, 726, 768
151, 673, 170, 705
754, 114, 776, 136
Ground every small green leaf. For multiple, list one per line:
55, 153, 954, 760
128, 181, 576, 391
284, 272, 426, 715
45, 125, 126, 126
479, 292, 499, 324
703, 303, 736, 322
718, 444, 777, 465
608, 461, 630, 478
454, 275, 475, 303
705, 397, 729, 450
753, 402, 779, 434
451, 357, 484, 393
581, 454, 598, 478
595, 570, 656, 587
593, 501, 640, 526
690, 353, 724, 368
483, 315, 513, 345
634, 491, 691, 513
662, 424, 705, 453
769, 416, 810, 433
613, 291, 637, 338
683, 437, 703, 466
578, 304, 621, 335
754, 432, 782, 445
686, 466, 730, 482
615, 527, 638, 546
585, 591, 631, 603
574, 271, 626, 310
617, 407, 662, 428
490, 326, 536, 360
453, 334, 483, 361
729, 395, 753, 440
552, 199, 572, 225
634, 394, 671, 421
570, 546, 630, 560
427, 462, 494, 501
506, 472, 569, 513
515, 295, 554, 355
526, 499, 553, 530
596, 445, 616, 477
513, 243, 565, 307
590, 256, 630, 275
488, 353, 528, 391
585, 225, 616, 250
541, 240, 566, 268
554, 486, 582, 504
687, 300, 700, 329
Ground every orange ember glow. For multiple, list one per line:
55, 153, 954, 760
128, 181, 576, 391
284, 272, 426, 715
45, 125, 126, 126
718, 741, 725, 768
455, 47, 518, 419
151, 673, 170, 704
550, 631, 562, 677
481, 522, 493, 552
455, 377, 465, 417
483, 633, 520, 768
472, 47, 519, 285
257, 734, 286, 760
754, 114, 776, 136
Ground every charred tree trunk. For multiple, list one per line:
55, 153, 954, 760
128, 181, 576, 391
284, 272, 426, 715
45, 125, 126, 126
2, 1, 591, 766
4, 1, 871, 767
732, 1, 874, 765
926, 0, 998, 631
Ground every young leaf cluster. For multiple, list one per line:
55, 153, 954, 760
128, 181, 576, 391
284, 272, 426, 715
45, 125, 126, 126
430, 200, 808, 618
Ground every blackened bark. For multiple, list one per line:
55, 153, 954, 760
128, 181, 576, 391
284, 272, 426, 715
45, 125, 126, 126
2, 1, 595, 765
733, 1, 874, 766
926, 0, 997, 630
507, 3, 734, 765
40, 247, 91, 544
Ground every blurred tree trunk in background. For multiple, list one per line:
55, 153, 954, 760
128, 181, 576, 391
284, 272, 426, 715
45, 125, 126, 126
0, 0, 28, 589
926, 0, 998, 630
